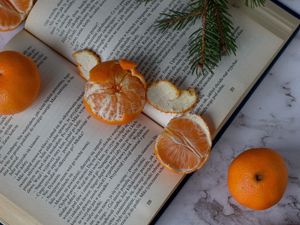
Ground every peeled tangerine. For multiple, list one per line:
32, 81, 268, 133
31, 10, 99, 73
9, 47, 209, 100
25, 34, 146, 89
73, 50, 147, 125
155, 114, 212, 174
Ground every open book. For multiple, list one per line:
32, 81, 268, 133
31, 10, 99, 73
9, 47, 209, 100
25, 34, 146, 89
0, 0, 299, 224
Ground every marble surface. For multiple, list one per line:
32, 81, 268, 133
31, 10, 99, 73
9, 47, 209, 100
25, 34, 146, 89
156, 1, 300, 225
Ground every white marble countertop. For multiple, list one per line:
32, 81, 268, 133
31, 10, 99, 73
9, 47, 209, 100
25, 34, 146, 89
157, 1, 300, 225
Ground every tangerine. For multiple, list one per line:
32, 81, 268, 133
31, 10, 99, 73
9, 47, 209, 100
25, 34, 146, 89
228, 147, 288, 210
83, 60, 146, 125
0, 51, 40, 114
155, 114, 212, 174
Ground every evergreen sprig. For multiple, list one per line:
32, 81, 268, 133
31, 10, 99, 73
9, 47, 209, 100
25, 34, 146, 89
137, 0, 265, 75
244, 0, 266, 7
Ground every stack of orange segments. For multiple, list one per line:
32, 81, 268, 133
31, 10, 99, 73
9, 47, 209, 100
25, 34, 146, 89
154, 114, 212, 174
0, 0, 33, 31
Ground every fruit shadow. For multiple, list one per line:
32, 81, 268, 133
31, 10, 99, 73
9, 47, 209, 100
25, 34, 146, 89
201, 114, 216, 140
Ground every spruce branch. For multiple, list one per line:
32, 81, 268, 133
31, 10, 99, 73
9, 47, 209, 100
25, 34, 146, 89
200, 0, 209, 69
157, 9, 202, 31
244, 0, 266, 7
137, 0, 265, 75
156, 3, 203, 31
188, 0, 238, 75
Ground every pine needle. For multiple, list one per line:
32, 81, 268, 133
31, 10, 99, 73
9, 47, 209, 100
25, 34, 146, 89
244, 0, 266, 7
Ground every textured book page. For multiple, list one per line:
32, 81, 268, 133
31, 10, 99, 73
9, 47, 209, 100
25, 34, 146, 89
0, 30, 183, 225
25, 0, 285, 133
0, 194, 42, 225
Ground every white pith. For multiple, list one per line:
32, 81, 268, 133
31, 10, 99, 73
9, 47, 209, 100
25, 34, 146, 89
73, 50, 101, 80
147, 80, 197, 113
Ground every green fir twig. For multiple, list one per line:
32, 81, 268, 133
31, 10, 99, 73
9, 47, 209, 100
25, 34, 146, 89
244, 0, 266, 7
137, 0, 265, 75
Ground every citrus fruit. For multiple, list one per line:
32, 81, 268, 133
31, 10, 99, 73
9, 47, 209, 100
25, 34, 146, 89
228, 147, 288, 210
147, 80, 197, 113
154, 114, 212, 174
83, 60, 146, 125
0, 0, 33, 31
0, 50, 40, 114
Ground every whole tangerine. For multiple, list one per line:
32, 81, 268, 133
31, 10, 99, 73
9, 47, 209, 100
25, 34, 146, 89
0, 51, 40, 115
228, 147, 288, 210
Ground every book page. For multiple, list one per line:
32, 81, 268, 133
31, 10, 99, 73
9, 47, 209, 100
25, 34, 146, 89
0, 24, 23, 49
0, 30, 183, 225
24, 0, 295, 133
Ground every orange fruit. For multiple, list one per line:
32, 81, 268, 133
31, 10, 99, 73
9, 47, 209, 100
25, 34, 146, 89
154, 114, 212, 174
0, 0, 33, 31
228, 147, 288, 210
83, 60, 146, 125
0, 51, 40, 114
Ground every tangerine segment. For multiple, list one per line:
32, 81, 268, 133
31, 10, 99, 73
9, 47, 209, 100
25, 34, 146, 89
0, 0, 22, 31
155, 114, 212, 174
7, 0, 33, 14
0, 51, 40, 115
84, 61, 146, 125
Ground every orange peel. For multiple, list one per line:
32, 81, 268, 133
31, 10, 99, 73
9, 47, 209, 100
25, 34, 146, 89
73, 49, 101, 80
147, 80, 198, 113
119, 59, 147, 88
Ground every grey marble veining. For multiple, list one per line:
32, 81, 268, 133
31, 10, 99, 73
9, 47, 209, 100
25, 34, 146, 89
157, 1, 300, 225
